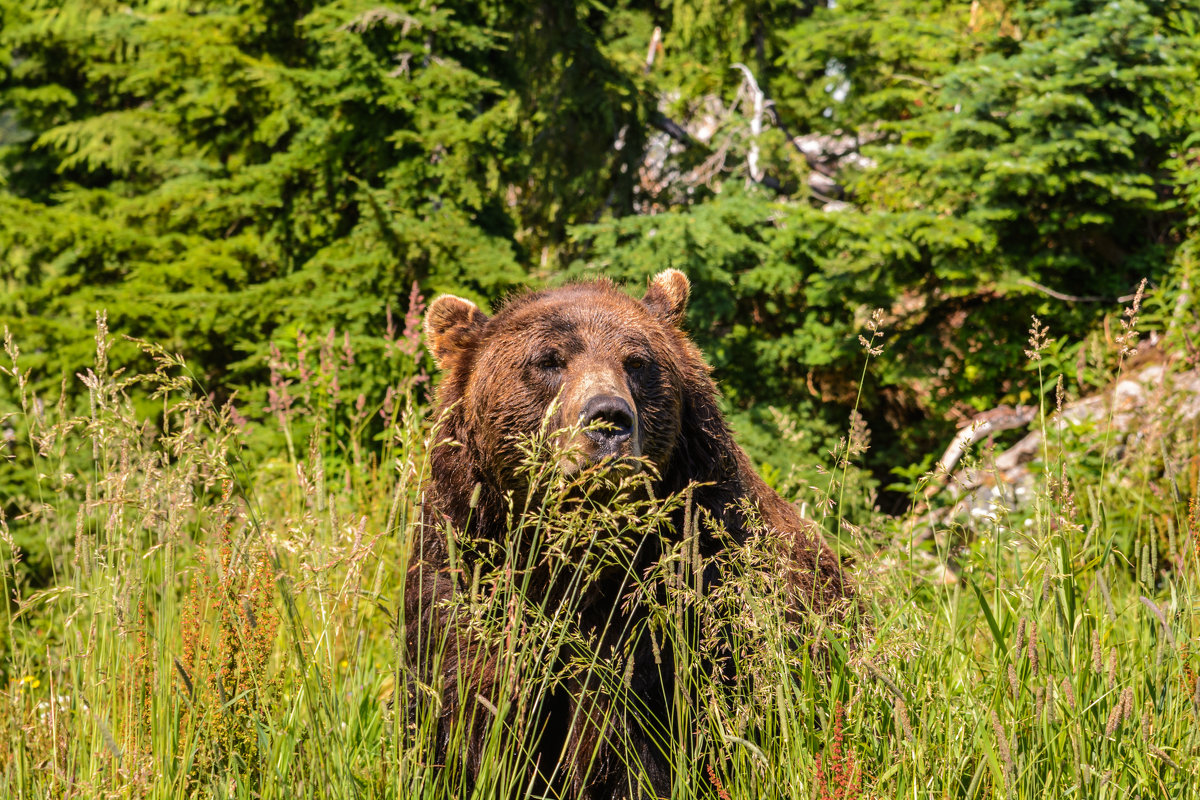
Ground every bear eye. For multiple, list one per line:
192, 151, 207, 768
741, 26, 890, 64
534, 352, 564, 371
624, 355, 648, 372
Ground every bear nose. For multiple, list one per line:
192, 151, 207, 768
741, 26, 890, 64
580, 396, 634, 443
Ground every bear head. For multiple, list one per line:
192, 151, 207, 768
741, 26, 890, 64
424, 270, 726, 521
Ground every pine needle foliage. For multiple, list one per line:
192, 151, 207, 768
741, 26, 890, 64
3, 0, 1200, 534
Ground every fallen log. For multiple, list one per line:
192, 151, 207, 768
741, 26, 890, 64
929, 357, 1200, 522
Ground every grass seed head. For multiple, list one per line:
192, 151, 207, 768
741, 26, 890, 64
1027, 620, 1038, 676
1104, 703, 1123, 736
990, 710, 1013, 779
1025, 316, 1049, 362
1115, 278, 1147, 359
893, 696, 914, 742
1061, 676, 1077, 711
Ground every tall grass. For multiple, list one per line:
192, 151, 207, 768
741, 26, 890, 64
2, 305, 1198, 799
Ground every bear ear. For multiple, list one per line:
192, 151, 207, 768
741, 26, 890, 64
425, 294, 489, 368
642, 269, 690, 327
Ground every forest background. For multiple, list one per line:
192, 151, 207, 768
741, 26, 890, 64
6, 0, 1200, 528
2, 0, 1200, 797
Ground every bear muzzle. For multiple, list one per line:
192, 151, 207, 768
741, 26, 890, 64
581, 394, 635, 448
561, 393, 642, 475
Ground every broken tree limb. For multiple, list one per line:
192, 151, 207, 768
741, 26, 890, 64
1016, 278, 1106, 303
935, 406, 1038, 478
644, 26, 662, 74
925, 358, 1200, 519
648, 112, 700, 148
731, 63, 765, 185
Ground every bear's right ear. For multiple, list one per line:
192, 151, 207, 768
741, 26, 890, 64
425, 295, 489, 368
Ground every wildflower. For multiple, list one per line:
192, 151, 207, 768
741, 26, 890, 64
296, 330, 311, 383
400, 281, 427, 357
816, 702, 861, 800
705, 764, 731, 800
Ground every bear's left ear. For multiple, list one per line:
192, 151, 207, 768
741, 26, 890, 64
642, 269, 690, 327
425, 294, 489, 368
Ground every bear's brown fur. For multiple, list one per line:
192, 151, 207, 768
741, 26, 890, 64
407, 270, 853, 799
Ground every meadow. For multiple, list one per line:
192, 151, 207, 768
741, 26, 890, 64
2, 295, 1197, 800
4, 0, 1200, 796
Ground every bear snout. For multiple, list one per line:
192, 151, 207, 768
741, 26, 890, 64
566, 390, 642, 472
580, 395, 634, 444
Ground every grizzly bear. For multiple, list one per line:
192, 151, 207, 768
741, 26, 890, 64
407, 270, 853, 799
